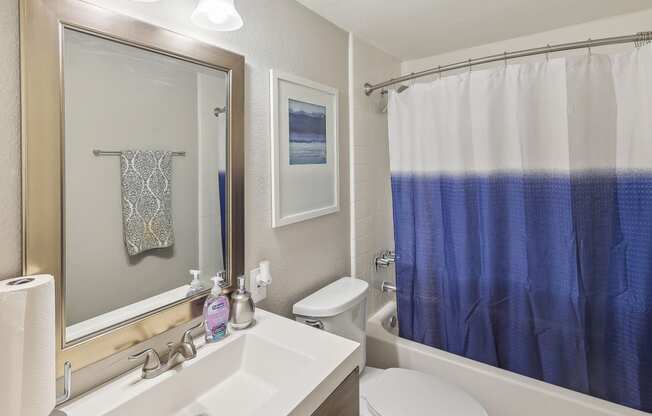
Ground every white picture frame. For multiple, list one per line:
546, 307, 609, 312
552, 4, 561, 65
270, 70, 339, 228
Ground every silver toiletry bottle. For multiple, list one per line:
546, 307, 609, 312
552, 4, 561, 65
230, 275, 255, 330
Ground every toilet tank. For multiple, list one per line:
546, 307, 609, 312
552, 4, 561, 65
293, 277, 369, 371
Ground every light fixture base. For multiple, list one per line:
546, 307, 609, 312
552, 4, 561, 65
191, 0, 244, 32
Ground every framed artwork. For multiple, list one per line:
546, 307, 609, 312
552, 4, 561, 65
270, 70, 339, 228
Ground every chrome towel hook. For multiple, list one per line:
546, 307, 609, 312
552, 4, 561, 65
56, 361, 72, 406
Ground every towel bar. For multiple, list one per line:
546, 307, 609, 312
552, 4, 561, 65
92, 150, 186, 156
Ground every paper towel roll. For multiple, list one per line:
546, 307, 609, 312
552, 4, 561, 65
0, 275, 55, 416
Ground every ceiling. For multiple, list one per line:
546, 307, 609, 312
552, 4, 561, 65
295, 0, 652, 60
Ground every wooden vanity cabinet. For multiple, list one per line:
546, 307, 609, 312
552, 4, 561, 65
312, 368, 359, 416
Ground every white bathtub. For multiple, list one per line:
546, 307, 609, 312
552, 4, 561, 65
366, 301, 649, 416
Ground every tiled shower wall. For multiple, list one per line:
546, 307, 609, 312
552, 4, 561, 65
348, 34, 400, 315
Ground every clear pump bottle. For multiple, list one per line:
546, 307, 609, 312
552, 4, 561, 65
203, 271, 229, 343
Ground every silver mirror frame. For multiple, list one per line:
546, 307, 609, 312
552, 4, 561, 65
20, 0, 245, 376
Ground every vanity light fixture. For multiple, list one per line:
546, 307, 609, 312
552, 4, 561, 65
131, 0, 244, 31
191, 0, 244, 31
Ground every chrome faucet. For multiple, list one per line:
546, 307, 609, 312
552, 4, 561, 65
375, 250, 396, 270
129, 321, 202, 379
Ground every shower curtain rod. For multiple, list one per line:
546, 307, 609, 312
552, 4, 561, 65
364, 31, 652, 96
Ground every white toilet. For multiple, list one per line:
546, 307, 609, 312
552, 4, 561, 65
293, 277, 488, 416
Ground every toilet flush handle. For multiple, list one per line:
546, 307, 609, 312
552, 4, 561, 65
304, 319, 324, 330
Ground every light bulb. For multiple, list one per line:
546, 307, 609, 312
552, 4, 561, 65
191, 0, 244, 31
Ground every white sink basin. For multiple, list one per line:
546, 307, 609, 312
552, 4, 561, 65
59, 309, 360, 416
107, 334, 311, 415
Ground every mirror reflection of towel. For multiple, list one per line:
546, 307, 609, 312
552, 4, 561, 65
120, 150, 174, 256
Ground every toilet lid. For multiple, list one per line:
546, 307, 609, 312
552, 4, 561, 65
363, 368, 487, 416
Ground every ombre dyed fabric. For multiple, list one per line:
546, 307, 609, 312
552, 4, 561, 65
388, 46, 652, 412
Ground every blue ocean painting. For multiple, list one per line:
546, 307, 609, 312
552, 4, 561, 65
289, 99, 327, 165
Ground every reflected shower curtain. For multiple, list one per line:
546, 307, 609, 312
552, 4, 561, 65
388, 46, 652, 412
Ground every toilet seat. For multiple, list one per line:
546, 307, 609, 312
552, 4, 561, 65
362, 368, 487, 416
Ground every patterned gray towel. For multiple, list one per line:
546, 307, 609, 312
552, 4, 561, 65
120, 150, 174, 256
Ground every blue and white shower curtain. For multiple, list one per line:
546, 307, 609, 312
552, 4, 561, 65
388, 46, 652, 412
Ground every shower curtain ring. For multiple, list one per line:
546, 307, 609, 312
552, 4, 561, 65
545, 44, 551, 62
468, 58, 472, 73
587, 38, 592, 56
634, 32, 650, 48
438, 65, 442, 80
503, 51, 508, 68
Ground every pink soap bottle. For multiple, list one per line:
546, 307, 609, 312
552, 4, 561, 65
203, 272, 230, 343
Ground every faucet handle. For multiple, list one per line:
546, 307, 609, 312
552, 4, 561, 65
129, 348, 162, 371
181, 321, 203, 351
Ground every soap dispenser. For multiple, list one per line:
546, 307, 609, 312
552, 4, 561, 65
230, 275, 255, 330
203, 272, 230, 343
187, 269, 204, 296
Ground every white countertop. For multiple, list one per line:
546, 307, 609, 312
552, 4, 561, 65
58, 308, 360, 416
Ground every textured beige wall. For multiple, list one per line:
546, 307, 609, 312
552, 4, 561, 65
0, 0, 350, 398
0, 0, 21, 279
0, 0, 350, 319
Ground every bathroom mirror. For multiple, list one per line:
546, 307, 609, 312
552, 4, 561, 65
62, 28, 229, 344
21, 0, 244, 374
